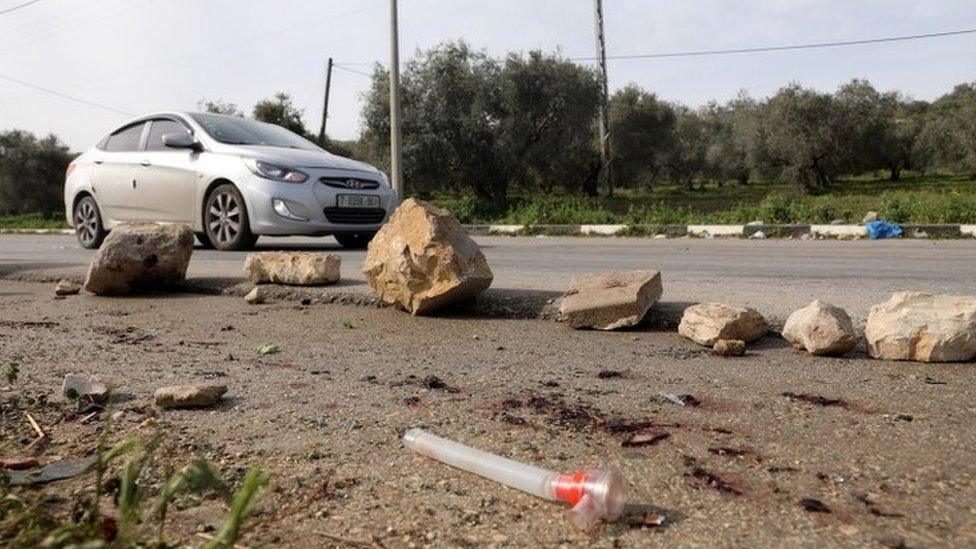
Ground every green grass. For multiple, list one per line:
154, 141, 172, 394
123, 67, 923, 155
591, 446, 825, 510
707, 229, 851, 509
433, 173, 976, 225
0, 213, 69, 230
3, 174, 974, 230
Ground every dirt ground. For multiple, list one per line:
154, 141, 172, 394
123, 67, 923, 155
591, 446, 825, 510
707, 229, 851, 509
2, 280, 975, 547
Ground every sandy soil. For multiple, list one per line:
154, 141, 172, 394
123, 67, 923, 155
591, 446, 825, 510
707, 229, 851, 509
1, 280, 974, 547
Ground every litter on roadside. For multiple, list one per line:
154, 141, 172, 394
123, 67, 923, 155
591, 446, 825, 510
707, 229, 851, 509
865, 220, 903, 240
8, 456, 97, 486
403, 428, 626, 531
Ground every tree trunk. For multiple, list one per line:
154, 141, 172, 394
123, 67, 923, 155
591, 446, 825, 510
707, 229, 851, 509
581, 159, 600, 197
890, 167, 901, 181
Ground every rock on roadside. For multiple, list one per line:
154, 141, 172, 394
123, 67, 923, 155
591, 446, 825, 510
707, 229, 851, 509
154, 384, 227, 409
713, 339, 746, 356
55, 279, 81, 296
243, 252, 341, 286
865, 292, 976, 362
62, 374, 108, 404
559, 270, 662, 330
678, 303, 769, 346
782, 300, 858, 356
362, 198, 493, 315
244, 286, 266, 305
84, 223, 194, 295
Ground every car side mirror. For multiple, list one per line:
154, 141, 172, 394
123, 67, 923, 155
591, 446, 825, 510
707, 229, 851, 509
162, 132, 201, 151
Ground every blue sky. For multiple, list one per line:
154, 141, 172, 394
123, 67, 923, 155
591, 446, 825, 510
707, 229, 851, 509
0, 0, 973, 150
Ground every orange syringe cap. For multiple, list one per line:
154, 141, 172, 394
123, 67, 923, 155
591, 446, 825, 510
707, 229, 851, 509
552, 469, 627, 531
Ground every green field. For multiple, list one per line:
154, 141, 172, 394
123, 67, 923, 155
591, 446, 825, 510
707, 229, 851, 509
3, 175, 975, 230
435, 174, 976, 225
0, 213, 69, 230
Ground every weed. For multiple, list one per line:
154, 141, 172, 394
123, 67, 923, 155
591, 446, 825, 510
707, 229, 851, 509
256, 344, 281, 355
4, 363, 19, 384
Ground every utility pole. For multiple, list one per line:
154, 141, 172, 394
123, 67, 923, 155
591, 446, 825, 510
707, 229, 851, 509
318, 57, 333, 144
593, 0, 613, 197
388, 0, 404, 201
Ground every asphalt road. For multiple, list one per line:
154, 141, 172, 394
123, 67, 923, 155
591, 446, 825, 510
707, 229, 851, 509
1, 233, 974, 323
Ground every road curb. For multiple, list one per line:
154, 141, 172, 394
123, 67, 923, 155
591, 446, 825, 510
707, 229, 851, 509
3, 224, 974, 239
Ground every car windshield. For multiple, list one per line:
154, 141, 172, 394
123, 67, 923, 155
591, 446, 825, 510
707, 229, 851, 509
189, 113, 319, 150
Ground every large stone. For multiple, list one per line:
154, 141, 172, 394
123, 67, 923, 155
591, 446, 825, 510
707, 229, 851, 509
559, 270, 662, 330
154, 384, 227, 409
84, 223, 194, 295
362, 198, 493, 314
678, 303, 769, 346
865, 292, 976, 362
243, 252, 341, 286
782, 300, 859, 356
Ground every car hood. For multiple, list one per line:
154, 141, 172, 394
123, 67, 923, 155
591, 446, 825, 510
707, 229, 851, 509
238, 146, 378, 173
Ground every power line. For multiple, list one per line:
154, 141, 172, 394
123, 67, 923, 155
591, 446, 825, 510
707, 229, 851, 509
0, 0, 43, 17
333, 63, 374, 78
0, 72, 133, 116
575, 27, 976, 61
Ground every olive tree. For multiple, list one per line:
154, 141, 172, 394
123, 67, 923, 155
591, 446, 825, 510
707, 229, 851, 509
0, 130, 74, 216
608, 85, 675, 190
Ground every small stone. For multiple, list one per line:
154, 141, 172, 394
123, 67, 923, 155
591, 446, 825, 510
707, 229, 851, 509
61, 374, 109, 404
782, 300, 858, 356
244, 287, 266, 305
678, 303, 769, 346
559, 270, 662, 330
55, 279, 80, 296
243, 252, 341, 286
154, 384, 227, 409
713, 339, 746, 356
865, 292, 976, 362
748, 230, 766, 239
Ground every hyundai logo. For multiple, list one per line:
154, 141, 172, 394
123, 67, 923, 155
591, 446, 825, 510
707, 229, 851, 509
345, 179, 364, 189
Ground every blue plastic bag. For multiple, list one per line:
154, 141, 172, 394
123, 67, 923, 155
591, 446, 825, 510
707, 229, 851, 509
865, 220, 903, 240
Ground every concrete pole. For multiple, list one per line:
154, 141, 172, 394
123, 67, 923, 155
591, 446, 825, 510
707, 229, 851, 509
318, 57, 333, 144
389, 0, 405, 201
593, 0, 613, 197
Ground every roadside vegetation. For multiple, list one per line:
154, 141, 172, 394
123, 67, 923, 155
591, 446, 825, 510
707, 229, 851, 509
0, 392, 266, 547
436, 173, 976, 225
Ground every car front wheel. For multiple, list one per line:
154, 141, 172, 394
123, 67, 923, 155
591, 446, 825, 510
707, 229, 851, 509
204, 184, 258, 251
73, 195, 106, 249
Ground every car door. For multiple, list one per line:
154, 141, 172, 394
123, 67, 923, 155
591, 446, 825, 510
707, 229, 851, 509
91, 122, 147, 222
132, 118, 198, 223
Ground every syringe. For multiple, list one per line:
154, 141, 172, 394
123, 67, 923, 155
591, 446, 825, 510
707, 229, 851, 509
403, 428, 626, 531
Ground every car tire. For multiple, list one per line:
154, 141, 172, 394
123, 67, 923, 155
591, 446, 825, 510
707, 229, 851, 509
73, 195, 106, 249
334, 232, 376, 249
204, 184, 258, 251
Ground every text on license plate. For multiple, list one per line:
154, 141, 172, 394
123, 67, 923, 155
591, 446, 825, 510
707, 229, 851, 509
337, 194, 380, 209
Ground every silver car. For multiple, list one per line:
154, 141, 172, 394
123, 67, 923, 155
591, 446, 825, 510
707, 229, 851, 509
64, 111, 396, 250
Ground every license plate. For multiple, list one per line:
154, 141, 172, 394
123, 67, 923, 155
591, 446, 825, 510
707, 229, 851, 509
337, 194, 380, 209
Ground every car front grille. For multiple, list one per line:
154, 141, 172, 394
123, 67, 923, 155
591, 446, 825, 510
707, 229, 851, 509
323, 207, 386, 224
320, 177, 380, 190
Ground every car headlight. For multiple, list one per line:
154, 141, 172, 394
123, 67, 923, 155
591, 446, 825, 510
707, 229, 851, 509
244, 158, 308, 183
379, 171, 390, 187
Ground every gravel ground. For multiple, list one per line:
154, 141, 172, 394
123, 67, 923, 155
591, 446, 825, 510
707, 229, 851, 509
2, 281, 975, 547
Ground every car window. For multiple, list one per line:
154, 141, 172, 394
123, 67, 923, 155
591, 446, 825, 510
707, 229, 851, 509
103, 123, 146, 152
189, 112, 319, 151
146, 119, 190, 151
